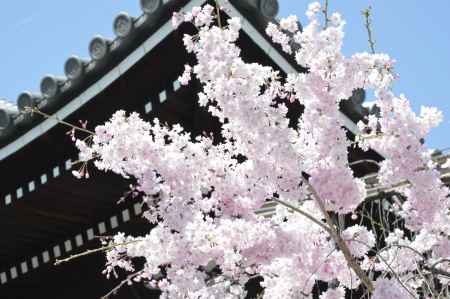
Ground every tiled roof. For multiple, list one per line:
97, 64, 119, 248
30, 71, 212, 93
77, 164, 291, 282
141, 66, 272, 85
0, 0, 281, 148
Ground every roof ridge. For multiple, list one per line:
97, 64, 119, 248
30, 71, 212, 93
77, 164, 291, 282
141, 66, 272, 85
0, 0, 184, 139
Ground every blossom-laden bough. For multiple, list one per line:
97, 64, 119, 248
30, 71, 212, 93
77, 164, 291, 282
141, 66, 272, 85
69, 2, 450, 298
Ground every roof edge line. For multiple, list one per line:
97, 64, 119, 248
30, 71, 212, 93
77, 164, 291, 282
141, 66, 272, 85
1, 0, 375, 162
0, 0, 207, 162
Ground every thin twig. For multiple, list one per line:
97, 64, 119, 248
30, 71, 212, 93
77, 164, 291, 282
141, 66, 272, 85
374, 250, 417, 298
101, 270, 145, 299
362, 6, 376, 54
322, 0, 329, 29
26, 107, 94, 135
272, 198, 332, 233
415, 260, 437, 299
351, 239, 418, 298
54, 240, 142, 266
377, 243, 423, 259
429, 259, 450, 278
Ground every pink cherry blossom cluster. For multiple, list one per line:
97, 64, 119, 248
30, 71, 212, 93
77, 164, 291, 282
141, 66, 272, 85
73, 2, 449, 298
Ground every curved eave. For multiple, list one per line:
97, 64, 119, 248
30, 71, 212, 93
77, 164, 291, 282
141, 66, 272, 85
0, 0, 206, 161
0, 0, 361, 162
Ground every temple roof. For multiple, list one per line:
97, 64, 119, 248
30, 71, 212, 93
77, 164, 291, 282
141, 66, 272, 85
0, 0, 299, 293
0, 0, 369, 162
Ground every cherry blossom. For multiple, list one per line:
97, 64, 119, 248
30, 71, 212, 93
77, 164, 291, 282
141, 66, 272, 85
71, 2, 450, 298
372, 278, 410, 299
319, 287, 345, 299
341, 225, 375, 258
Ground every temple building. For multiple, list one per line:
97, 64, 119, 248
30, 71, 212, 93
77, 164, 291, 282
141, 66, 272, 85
0, 0, 448, 298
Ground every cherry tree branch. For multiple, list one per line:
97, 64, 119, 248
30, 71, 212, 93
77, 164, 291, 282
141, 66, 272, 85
322, 0, 329, 29
214, 0, 222, 29
301, 175, 375, 293
362, 6, 376, 54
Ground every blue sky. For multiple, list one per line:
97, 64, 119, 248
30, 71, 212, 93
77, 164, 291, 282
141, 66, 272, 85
0, 1, 449, 150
